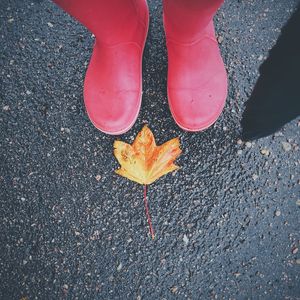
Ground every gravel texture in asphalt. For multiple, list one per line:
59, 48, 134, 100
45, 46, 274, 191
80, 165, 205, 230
1, 0, 300, 299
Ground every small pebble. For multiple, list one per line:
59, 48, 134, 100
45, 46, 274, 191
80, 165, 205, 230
292, 247, 299, 255
274, 131, 283, 137
95, 175, 101, 181
260, 149, 270, 156
47, 22, 54, 28
274, 210, 281, 217
296, 199, 300, 206
218, 36, 224, 44
117, 263, 123, 272
183, 234, 189, 245
245, 142, 252, 148
170, 286, 178, 294
295, 259, 300, 265
61, 127, 70, 133
282, 141, 292, 152
3, 105, 10, 111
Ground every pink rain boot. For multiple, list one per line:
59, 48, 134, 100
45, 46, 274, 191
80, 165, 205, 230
53, 0, 149, 134
163, 0, 228, 131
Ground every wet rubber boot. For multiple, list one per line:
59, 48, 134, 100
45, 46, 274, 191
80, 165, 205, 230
53, 0, 149, 135
163, 0, 227, 131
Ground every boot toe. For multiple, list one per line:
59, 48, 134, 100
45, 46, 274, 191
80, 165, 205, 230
168, 83, 227, 131
85, 89, 141, 135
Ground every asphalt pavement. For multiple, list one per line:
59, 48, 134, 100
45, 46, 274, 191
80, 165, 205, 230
0, 0, 300, 299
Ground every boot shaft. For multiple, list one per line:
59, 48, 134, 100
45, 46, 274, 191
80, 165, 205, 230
53, 0, 148, 45
163, 0, 224, 43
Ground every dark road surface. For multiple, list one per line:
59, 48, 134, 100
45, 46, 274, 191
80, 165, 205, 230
1, 0, 300, 299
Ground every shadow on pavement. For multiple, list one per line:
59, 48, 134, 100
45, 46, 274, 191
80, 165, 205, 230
241, 5, 300, 141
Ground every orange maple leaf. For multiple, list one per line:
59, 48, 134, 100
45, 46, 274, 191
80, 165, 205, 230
113, 125, 182, 239
114, 125, 182, 185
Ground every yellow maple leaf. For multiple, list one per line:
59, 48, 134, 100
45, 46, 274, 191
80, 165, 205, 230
114, 125, 182, 185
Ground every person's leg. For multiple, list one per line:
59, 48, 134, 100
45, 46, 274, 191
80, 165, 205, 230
53, 0, 149, 134
163, 0, 227, 131
163, 0, 223, 42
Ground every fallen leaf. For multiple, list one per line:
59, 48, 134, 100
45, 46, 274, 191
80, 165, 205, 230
114, 125, 181, 185
113, 125, 182, 239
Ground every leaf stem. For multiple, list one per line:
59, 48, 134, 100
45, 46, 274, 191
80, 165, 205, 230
143, 185, 155, 240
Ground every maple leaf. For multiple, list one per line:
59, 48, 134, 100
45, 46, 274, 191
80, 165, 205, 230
113, 125, 182, 240
114, 125, 181, 185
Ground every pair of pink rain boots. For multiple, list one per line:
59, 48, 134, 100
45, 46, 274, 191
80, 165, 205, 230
54, 0, 227, 135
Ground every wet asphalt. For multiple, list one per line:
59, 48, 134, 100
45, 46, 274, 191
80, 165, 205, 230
1, 0, 300, 299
